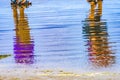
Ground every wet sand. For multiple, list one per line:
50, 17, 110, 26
0, 69, 119, 80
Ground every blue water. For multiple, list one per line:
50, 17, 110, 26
0, 0, 120, 73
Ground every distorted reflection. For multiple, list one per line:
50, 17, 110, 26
83, 0, 115, 67
0, 54, 11, 60
11, 4, 34, 64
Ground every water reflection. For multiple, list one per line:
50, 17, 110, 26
83, 0, 115, 67
11, 4, 34, 64
0, 54, 11, 60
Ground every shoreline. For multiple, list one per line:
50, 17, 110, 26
0, 69, 119, 80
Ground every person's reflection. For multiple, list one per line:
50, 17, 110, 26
12, 4, 34, 64
83, 0, 115, 67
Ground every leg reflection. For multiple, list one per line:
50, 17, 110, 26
12, 4, 34, 64
83, 0, 115, 67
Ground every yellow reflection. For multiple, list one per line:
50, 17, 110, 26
11, 4, 34, 64
0, 54, 11, 60
83, 0, 115, 67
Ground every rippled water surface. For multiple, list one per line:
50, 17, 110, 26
0, 0, 120, 73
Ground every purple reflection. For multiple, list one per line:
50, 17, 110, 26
12, 5, 34, 64
14, 41, 34, 64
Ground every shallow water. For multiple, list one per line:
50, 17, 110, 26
0, 0, 120, 74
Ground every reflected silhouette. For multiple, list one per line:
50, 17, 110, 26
11, 4, 34, 64
83, 0, 115, 67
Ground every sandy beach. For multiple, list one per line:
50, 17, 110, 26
0, 69, 120, 80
